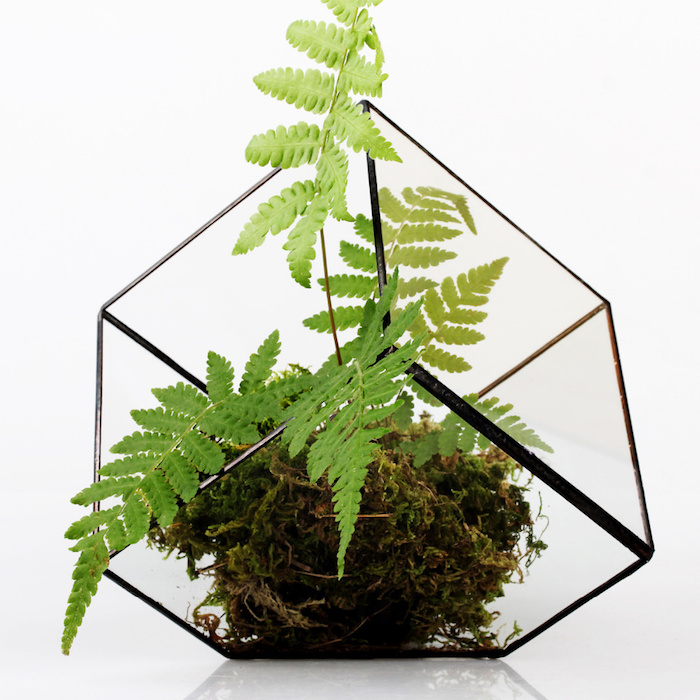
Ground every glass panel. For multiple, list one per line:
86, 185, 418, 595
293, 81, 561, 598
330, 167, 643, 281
367, 105, 605, 398
105, 166, 366, 389
478, 309, 647, 540
107, 433, 637, 655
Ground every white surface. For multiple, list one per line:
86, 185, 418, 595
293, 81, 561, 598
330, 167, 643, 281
2, 1, 699, 698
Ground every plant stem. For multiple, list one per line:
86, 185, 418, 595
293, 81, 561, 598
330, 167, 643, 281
320, 227, 343, 366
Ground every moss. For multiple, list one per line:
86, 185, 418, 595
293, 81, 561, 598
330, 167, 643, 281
149, 419, 545, 653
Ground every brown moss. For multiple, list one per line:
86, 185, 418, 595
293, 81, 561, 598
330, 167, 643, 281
149, 422, 545, 653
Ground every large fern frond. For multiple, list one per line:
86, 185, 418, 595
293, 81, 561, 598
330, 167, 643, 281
283, 271, 423, 576
62, 334, 291, 655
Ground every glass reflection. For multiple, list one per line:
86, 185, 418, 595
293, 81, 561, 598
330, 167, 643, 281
182, 659, 548, 700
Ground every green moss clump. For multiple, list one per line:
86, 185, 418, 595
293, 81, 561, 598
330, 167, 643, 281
149, 419, 545, 654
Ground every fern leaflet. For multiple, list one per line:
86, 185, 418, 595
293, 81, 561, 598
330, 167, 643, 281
325, 93, 400, 161
253, 68, 335, 114
232, 179, 315, 255
283, 194, 329, 287
245, 123, 323, 169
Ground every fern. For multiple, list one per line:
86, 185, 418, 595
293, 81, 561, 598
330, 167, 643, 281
245, 123, 323, 169
404, 395, 554, 469
62, 333, 294, 655
253, 68, 335, 114
232, 179, 315, 255
283, 270, 423, 576
234, 0, 399, 284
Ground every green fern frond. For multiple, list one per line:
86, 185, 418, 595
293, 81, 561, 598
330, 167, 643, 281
206, 352, 234, 403
233, 179, 315, 255
378, 187, 410, 223
70, 477, 140, 506
64, 507, 121, 541
401, 187, 456, 211
283, 194, 329, 287
322, 0, 382, 26
405, 208, 460, 224
139, 470, 179, 527
397, 276, 438, 299
365, 23, 384, 70
390, 245, 457, 269
445, 307, 488, 325
179, 432, 225, 474
97, 455, 153, 478
283, 271, 422, 576
395, 223, 463, 244
466, 394, 554, 454
303, 304, 366, 333
315, 142, 351, 221
129, 407, 191, 437
456, 257, 509, 305
287, 20, 353, 70
63, 338, 292, 654
416, 186, 477, 234
318, 273, 375, 299
152, 382, 209, 420
253, 68, 335, 114
421, 345, 472, 373
123, 494, 150, 541
353, 213, 375, 243
325, 93, 400, 161
61, 534, 110, 655
337, 52, 386, 97
340, 240, 376, 272
245, 122, 323, 169
110, 431, 174, 456
404, 431, 440, 469
423, 287, 447, 326
392, 390, 415, 431
160, 452, 199, 502
433, 325, 485, 346
239, 330, 282, 395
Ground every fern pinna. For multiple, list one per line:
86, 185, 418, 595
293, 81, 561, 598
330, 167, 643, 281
61, 332, 311, 655
233, 0, 399, 289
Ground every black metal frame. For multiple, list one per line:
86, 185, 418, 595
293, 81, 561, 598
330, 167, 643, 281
95, 100, 653, 659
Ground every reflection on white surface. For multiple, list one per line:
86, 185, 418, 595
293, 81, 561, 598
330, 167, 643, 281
182, 659, 548, 700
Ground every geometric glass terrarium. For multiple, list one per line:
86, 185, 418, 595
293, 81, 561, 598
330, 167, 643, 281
94, 101, 653, 658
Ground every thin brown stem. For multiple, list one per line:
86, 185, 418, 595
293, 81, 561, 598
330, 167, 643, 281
320, 227, 343, 366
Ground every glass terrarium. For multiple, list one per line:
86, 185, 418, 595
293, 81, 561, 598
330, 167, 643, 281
94, 101, 653, 658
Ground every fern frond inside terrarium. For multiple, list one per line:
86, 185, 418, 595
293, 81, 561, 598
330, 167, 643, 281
62, 333, 294, 655
282, 270, 423, 576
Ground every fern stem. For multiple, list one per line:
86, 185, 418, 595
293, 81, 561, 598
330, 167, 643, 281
320, 226, 343, 366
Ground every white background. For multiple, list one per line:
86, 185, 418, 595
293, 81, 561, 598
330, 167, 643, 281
2, 1, 699, 698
